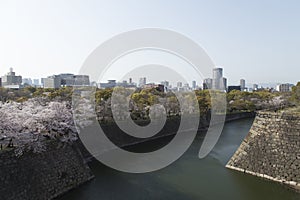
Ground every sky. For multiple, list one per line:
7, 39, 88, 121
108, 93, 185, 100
0, 0, 300, 86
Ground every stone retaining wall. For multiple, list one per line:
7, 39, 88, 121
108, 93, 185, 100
0, 141, 94, 200
226, 111, 300, 191
79, 112, 255, 161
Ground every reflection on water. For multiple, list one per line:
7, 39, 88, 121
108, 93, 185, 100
58, 118, 300, 200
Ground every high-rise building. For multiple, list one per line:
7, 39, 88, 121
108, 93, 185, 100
277, 83, 293, 92
161, 81, 170, 91
253, 84, 258, 91
1, 68, 22, 87
42, 73, 90, 88
73, 75, 90, 86
177, 82, 183, 88
59, 73, 75, 86
43, 75, 61, 89
192, 80, 196, 89
203, 78, 212, 90
240, 79, 246, 91
33, 79, 40, 86
59, 73, 89, 86
139, 77, 146, 87
22, 78, 32, 86
183, 83, 190, 91
212, 68, 223, 90
222, 77, 227, 91
161, 81, 169, 87
203, 67, 227, 91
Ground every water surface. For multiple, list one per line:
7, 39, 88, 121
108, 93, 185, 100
58, 118, 300, 200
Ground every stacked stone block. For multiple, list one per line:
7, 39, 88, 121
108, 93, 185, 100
0, 141, 94, 200
226, 111, 300, 191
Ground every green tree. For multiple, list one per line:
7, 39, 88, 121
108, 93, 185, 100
95, 88, 113, 104
195, 90, 211, 114
0, 87, 9, 102
291, 82, 300, 105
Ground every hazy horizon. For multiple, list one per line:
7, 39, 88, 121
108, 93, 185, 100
1, 0, 299, 86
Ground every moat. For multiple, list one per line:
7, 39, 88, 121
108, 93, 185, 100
58, 118, 300, 200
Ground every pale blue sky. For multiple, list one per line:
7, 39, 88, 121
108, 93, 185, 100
0, 0, 299, 86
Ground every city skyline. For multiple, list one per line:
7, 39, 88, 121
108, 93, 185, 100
1, 1, 300, 85
1, 64, 296, 89
0, 67, 296, 92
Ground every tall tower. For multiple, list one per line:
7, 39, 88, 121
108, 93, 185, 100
192, 80, 196, 89
212, 68, 223, 90
240, 79, 246, 91
222, 77, 227, 91
203, 78, 212, 89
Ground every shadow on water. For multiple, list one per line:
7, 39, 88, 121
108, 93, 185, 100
57, 118, 300, 200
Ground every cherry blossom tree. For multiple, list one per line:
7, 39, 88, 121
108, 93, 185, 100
0, 98, 77, 155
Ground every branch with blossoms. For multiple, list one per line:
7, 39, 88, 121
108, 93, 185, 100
0, 98, 77, 155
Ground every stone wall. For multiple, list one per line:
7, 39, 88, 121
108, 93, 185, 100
79, 112, 255, 161
0, 140, 94, 200
226, 111, 300, 191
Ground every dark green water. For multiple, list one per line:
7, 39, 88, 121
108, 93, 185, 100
58, 118, 300, 200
